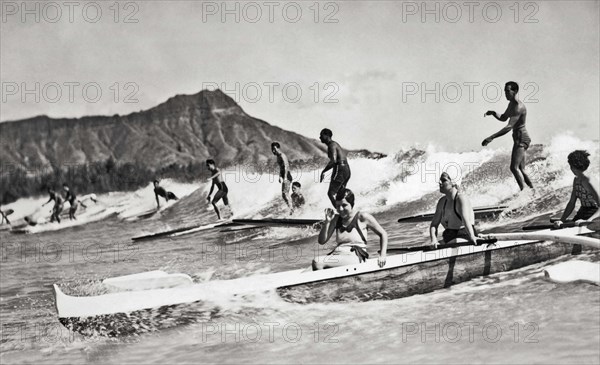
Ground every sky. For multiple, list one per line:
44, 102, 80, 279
1, 0, 599, 153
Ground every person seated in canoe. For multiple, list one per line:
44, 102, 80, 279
555, 150, 599, 227
430, 172, 480, 247
291, 181, 305, 210
153, 180, 178, 210
62, 183, 80, 220
206, 159, 233, 220
312, 188, 388, 270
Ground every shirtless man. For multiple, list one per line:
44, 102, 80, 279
271, 142, 294, 214
482, 81, 534, 191
42, 188, 64, 223
62, 183, 79, 220
206, 159, 232, 220
153, 180, 178, 209
319, 128, 351, 207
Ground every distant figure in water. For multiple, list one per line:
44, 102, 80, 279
153, 180, 178, 210
206, 159, 232, 220
62, 183, 80, 220
0, 205, 12, 225
313, 188, 387, 270
319, 128, 351, 207
555, 150, 599, 227
291, 181, 305, 210
271, 142, 294, 215
42, 188, 64, 223
482, 81, 534, 191
430, 172, 480, 247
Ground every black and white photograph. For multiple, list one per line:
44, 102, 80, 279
1, 1, 599, 364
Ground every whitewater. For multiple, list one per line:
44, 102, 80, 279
0, 134, 598, 364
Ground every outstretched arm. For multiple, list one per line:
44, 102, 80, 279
362, 212, 388, 267
155, 192, 160, 209
557, 184, 578, 225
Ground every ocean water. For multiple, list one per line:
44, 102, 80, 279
1, 137, 599, 364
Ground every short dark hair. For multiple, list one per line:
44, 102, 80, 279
206, 159, 215, 165
62, 183, 68, 187
271, 142, 280, 149
320, 128, 333, 138
505, 81, 519, 93
292, 181, 301, 188
568, 150, 591, 171
335, 188, 355, 207
153, 179, 159, 184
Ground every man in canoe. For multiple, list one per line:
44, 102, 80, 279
430, 172, 480, 247
319, 128, 351, 207
482, 81, 534, 191
153, 180, 178, 210
313, 188, 388, 270
271, 142, 294, 215
555, 150, 599, 227
206, 159, 232, 220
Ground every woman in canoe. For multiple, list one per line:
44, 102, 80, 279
555, 150, 599, 227
430, 172, 480, 247
312, 188, 388, 270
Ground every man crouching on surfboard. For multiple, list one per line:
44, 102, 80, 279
153, 180, 178, 210
430, 173, 480, 247
312, 188, 387, 270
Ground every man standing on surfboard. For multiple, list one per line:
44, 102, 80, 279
153, 180, 178, 210
271, 142, 294, 215
482, 81, 534, 191
319, 128, 351, 207
206, 159, 232, 220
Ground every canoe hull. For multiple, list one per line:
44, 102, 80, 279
278, 240, 581, 303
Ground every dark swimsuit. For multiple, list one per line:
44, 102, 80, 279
573, 178, 598, 220
442, 196, 477, 243
512, 118, 531, 150
155, 187, 178, 201
329, 160, 351, 195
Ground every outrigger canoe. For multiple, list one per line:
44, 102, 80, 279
54, 226, 599, 334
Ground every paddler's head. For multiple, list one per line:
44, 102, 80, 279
292, 181, 301, 194
319, 128, 332, 144
439, 172, 458, 193
568, 150, 591, 174
62, 183, 69, 192
334, 188, 355, 218
271, 142, 281, 156
153, 179, 159, 187
504, 81, 519, 101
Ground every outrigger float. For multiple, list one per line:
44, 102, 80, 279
54, 225, 599, 334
